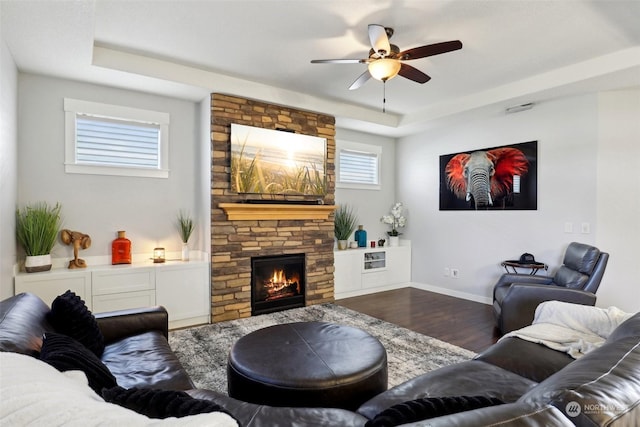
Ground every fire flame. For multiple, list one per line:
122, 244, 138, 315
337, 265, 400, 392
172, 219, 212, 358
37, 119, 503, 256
272, 269, 285, 284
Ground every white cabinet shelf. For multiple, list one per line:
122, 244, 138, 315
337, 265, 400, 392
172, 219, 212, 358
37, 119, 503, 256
14, 259, 210, 329
334, 242, 411, 299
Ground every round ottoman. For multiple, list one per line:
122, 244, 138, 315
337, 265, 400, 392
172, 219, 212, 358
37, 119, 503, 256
227, 321, 387, 410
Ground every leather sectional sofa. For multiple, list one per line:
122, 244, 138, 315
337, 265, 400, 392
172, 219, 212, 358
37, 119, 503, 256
1, 292, 639, 426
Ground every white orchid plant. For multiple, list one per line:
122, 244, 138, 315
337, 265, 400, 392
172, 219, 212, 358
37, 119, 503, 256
381, 202, 406, 236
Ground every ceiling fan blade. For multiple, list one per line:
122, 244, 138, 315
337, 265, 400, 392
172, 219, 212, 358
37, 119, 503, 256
311, 58, 367, 64
368, 24, 391, 57
349, 70, 372, 90
399, 40, 463, 60
398, 63, 431, 84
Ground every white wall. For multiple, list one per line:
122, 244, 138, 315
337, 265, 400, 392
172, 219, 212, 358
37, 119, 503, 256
397, 91, 639, 313
335, 128, 397, 243
595, 90, 640, 310
0, 36, 18, 299
16, 74, 205, 270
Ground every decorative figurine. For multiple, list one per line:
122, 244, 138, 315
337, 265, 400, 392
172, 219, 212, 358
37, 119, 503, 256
378, 238, 386, 247
60, 229, 91, 269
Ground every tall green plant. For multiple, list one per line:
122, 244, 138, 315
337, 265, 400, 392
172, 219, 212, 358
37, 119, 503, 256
16, 202, 62, 256
177, 210, 195, 243
334, 205, 359, 241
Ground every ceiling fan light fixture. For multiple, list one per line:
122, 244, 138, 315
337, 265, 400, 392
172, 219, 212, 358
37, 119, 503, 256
368, 58, 401, 81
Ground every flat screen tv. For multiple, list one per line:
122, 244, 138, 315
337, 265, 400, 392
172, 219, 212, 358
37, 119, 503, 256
230, 123, 327, 196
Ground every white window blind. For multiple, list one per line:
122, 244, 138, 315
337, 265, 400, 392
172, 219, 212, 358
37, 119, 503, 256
336, 141, 381, 190
64, 98, 170, 178
339, 149, 379, 185
76, 115, 160, 168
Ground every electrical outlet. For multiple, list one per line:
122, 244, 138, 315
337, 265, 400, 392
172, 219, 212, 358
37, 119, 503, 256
564, 222, 573, 233
444, 267, 450, 277
581, 222, 590, 234
451, 268, 459, 279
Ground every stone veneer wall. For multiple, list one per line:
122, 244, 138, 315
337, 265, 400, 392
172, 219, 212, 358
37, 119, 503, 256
211, 94, 336, 322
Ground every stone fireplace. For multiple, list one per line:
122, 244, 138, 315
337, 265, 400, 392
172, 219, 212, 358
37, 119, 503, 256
210, 94, 336, 322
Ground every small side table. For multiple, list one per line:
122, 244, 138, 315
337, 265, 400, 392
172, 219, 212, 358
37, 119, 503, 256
501, 260, 548, 275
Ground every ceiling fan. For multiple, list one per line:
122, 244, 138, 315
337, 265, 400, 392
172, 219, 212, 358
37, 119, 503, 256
311, 24, 463, 91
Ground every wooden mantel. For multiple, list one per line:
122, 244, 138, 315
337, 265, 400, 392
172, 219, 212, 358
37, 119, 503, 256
218, 203, 336, 221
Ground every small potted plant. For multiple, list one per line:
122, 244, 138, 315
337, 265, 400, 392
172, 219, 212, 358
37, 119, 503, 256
16, 202, 62, 272
334, 205, 358, 250
177, 210, 195, 261
381, 202, 406, 246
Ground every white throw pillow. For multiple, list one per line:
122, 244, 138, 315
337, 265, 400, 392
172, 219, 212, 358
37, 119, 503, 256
0, 352, 238, 427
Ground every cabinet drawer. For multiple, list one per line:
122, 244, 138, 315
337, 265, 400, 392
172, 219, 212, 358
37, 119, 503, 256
92, 290, 156, 313
92, 269, 155, 295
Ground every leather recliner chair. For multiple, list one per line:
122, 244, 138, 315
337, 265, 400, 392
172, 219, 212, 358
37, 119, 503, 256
493, 242, 609, 334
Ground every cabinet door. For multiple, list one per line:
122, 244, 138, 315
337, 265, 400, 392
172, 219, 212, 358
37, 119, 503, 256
156, 264, 210, 327
385, 246, 411, 284
15, 271, 92, 309
334, 251, 361, 295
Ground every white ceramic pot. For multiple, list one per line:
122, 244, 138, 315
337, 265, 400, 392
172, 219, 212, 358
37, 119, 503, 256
337, 240, 349, 250
388, 236, 400, 247
181, 243, 190, 261
25, 254, 52, 273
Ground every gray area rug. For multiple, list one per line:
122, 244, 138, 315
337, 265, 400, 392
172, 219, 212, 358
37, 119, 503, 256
168, 303, 476, 394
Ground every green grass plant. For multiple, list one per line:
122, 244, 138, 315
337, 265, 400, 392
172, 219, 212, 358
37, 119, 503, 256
334, 204, 359, 241
16, 202, 62, 256
177, 210, 195, 243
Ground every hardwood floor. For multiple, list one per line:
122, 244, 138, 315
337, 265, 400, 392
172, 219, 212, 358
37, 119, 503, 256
335, 288, 500, 353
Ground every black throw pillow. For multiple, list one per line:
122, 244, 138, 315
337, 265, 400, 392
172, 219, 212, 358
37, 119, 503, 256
366, 395, 504, 427
102, 386, 235, 420
47, 290, 105, 357
39, 331, 117, 395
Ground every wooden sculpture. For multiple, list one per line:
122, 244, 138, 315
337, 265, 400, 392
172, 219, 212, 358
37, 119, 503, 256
60, 229, 91, 269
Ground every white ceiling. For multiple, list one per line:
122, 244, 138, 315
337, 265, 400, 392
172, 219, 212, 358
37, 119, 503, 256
2, 0, 640, 136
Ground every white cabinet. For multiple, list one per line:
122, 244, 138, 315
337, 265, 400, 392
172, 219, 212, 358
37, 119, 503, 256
156, 263, 210, 329
14, 260, 210, 329
334, 242, 411, 299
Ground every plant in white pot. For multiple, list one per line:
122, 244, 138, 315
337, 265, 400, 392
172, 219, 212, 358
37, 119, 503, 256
177, 210, 194, 261
16, 202, 62, 272
334, 205, 358, 250
381, 202, 406, 246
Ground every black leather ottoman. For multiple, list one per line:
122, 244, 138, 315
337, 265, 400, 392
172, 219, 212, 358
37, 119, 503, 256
227, 321, 388, 410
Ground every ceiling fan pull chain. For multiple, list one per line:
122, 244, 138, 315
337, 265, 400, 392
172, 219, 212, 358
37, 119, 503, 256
383, 81, 387, 113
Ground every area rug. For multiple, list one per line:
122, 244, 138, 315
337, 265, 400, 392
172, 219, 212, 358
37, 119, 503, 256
168, 303, 476, 394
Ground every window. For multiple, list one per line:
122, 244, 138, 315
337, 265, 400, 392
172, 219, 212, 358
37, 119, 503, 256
336, 141, 381, 189
64, 98, 170, 178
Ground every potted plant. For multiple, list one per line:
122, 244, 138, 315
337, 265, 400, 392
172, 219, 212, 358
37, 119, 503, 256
177, 210, 195, 261
334, 205, 358, 250
381, 202, 406, 246
16, 202, 62, 272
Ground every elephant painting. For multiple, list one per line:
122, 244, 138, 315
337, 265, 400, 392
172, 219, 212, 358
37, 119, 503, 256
444, 147, 530, 210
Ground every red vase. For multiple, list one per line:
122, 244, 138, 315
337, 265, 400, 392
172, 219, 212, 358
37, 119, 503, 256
112, 230, 131, 265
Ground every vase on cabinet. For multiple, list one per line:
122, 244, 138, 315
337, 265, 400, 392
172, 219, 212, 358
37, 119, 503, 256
389, 236, 400, 247
25, 254, 52, 273
181, 243, 189, 261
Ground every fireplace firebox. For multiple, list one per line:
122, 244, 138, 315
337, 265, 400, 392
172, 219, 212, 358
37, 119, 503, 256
251, 254, 305, 315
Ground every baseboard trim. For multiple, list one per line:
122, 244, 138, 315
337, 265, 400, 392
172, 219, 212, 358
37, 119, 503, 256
335, 282, 493, 305
334, 282, 408, 300
410, 282, 492, 305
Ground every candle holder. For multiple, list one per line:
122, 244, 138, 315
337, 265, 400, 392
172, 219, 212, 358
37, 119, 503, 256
153, 247, 166, 263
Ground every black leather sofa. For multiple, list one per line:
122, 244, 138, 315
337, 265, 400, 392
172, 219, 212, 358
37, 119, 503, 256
2, 292, 639, 426
0, 292, 366, 426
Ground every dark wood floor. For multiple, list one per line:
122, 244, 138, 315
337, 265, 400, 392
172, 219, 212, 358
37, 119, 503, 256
336, 288, 500, 353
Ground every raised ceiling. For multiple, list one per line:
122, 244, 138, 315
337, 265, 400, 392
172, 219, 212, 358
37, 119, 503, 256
2, 0, 640, 136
